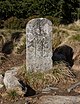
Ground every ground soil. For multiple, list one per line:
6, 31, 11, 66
0, 52, 26, 73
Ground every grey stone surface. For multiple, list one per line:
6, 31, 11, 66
3, 72, 21, 90
3, 66, 26, 95
5, 66, 21, 76
0, 74, 3, 84
42, 86, 59, 93
36, 95, 80, 104
0, 74, 4, 88
26, 18, 52, 72
3, 67, 23, 92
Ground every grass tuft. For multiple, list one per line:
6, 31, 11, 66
72, 34, 80, 41
7, 90, 19, 99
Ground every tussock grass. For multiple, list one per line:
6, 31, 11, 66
7, 90, 19, 100
17, 62, 75, 91
72, 34, 80, 41
68, 23, 80, 31
52, 29, 69, 48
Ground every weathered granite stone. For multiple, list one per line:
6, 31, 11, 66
0, 74, 3, 84
3, 72, 21, 90
32, 95, 80, 104
3, 66, 23, 89
26, 18, 52, 72
0, 74, 4, 88
5, 66, 21, 76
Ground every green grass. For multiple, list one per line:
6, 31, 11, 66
72, 34, 80, 41
7, 90, 19, 99
17, 62, 75, 91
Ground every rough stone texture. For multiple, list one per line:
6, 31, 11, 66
0, 74, 3, 84
0, 74, 4, 88
42, 87, 59, 93
3, 66, 27, 95
26, 18, 52, 72
5, 66, 20, 76
3, 72, 21, 90
35, 95, 80, 104
3, 68, 24, 95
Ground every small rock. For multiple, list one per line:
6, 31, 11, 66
3, 67, 28, 95
3, 72, 21, 89
42, 86, 58, 93
3, 72, 24, 95
5, 66, 21, 76
0, 74, 3, 84
0, 74, 4, 88
42, 87, 51, 93
0, 84, 4, 88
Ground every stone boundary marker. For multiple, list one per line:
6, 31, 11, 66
26, 18, 52, 72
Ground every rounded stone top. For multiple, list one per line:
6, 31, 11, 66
26, 18, 52, 27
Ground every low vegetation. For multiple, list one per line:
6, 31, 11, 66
0, 0, 80, 29
7, 90, 19, 100
72, 34, 80, 41
17, 62, 75, 91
